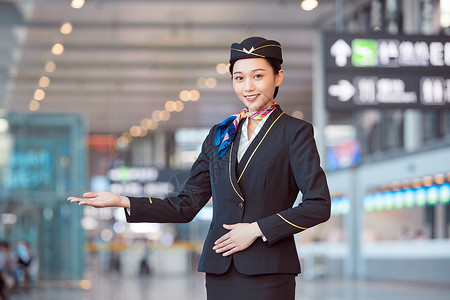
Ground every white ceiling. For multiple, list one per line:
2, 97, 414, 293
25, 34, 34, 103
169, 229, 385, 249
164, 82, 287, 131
2, 0, 360, 135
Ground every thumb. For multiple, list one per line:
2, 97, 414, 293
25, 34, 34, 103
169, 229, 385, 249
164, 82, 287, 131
223, 224, 237, 230
83, 192, 98, 198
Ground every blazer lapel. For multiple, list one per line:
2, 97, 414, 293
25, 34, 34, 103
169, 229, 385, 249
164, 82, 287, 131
236, 106, 284, 183
228, 121, 245, 202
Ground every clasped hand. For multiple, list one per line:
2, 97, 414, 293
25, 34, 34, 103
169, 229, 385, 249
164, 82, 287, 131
213, 223, 263, 256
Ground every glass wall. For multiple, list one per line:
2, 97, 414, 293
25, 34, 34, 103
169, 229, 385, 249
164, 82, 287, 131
0, 113, 86, 280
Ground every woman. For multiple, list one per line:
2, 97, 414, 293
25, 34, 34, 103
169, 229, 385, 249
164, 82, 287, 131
69, 36, 331, 300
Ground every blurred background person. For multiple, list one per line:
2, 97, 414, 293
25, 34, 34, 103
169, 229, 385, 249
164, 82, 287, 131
0, 241, 16, 300
16, 241, 34, 287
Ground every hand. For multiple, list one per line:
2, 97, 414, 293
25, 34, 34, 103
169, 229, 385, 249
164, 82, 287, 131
213, 222, 263, 256
67, 192, 130, 208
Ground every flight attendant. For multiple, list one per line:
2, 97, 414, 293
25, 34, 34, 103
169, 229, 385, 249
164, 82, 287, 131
69, 36, 331, 300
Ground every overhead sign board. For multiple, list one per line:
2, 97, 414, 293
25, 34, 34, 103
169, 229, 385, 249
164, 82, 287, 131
323, 32, 450, 110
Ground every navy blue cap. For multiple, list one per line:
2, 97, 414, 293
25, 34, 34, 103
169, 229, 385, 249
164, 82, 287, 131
229, 37, 283, 66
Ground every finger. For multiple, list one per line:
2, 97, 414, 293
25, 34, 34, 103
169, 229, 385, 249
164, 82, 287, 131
78, 199, 91, 205
212, 239, 231, 250
222, 248, 236, 256
83, 192, 99, 198
213, 235, 234, 250
214, 233, 230, 245
70, 197, 92, 204
79, 200, 101, 207
223, 224, 237, 230
214, 242, 234, 253
68, 197, 83, 203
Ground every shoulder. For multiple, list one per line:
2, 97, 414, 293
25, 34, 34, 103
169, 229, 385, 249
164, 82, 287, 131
207, 124, 220, 144
279, 112, 313, 133
277, 114, 315, 149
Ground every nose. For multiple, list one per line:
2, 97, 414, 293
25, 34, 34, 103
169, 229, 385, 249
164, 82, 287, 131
244, 78, 254, 92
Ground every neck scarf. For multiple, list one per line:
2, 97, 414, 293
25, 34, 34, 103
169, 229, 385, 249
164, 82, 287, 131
214, 103, 278, 158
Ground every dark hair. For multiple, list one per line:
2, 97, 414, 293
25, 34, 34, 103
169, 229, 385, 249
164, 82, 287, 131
229, 57, 282, 99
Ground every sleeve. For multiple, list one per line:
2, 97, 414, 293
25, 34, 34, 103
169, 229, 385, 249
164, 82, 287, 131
257, 122, 331, 244
124, 128, 214, 224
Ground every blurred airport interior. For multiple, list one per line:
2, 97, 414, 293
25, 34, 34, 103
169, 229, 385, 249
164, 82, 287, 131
0, 0, 450, 299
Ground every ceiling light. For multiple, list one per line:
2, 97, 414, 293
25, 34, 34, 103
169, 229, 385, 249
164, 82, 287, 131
121, 132, 133, 143
189, 90, 200, 101
29, 100, 40, 111
60, 22, 73, 35
292, 110, 304, 119
197, 77, 206, 88
205, 78, 217, 88
145, 119, 158, 130
301, 0, 318, 11
117, 136, 130, 148
45, 61, 56, 73
34, 89, 46, 101
174, 101, 184, 112
179, 90, 190, 101
71, 0, 85, 9
140, 118, 151, 128
139, 127, 148, 137
165, 100, 177, 112
160, 110, 171, 121
52, 43, 64, 55
39, 76, 50, 88
130, 126, 142, 137
152, 110, 162, 121
216, 63, 229, 74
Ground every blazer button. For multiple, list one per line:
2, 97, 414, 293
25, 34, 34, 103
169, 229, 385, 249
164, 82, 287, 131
238, 203, 244, 209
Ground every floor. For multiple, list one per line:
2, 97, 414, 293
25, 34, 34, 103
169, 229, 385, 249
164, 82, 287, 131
8, 271, 450, 300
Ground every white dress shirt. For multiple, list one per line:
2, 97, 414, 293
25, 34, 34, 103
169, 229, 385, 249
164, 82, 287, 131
237, 110, 274, 242
237, 110, 274, 163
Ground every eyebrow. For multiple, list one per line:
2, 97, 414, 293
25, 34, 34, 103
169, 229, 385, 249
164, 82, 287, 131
233, 68, 267, 75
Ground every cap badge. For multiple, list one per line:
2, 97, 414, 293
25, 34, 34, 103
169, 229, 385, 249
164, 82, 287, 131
243, 47, 255, 54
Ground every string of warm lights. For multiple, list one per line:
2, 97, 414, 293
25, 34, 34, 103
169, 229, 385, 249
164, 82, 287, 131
118, 62, 230, 148
27, 0, 226, 147
26, 0, 223, 147
29, 4, 78, 112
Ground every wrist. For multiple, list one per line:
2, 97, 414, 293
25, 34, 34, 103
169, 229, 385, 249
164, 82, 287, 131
251, 222, 263, 238
119, 196, 130, 208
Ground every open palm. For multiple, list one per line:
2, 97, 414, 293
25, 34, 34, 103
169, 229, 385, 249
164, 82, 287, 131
68, 192, 129, 208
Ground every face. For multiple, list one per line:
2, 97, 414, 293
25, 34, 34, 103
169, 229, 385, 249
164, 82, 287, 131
232, 58, 283, 112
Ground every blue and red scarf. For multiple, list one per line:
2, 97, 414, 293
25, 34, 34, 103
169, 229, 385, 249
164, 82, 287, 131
214, 103, 278, 158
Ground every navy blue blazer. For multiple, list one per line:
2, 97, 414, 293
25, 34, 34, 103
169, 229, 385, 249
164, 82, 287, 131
125, 106, 331, 275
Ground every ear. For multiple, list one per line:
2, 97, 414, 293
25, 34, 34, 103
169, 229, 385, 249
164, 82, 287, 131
275, 69, 284, 87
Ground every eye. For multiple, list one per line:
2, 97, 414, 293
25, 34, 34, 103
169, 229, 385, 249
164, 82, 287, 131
234, 76, 243, 81
254, 74, 262, 79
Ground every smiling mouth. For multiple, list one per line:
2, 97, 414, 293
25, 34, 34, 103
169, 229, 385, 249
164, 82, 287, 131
244, 94, 259, 101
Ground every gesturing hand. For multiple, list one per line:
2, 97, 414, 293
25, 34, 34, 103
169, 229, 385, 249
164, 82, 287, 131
68, 192, 130, 208
213, 222, 263, 256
